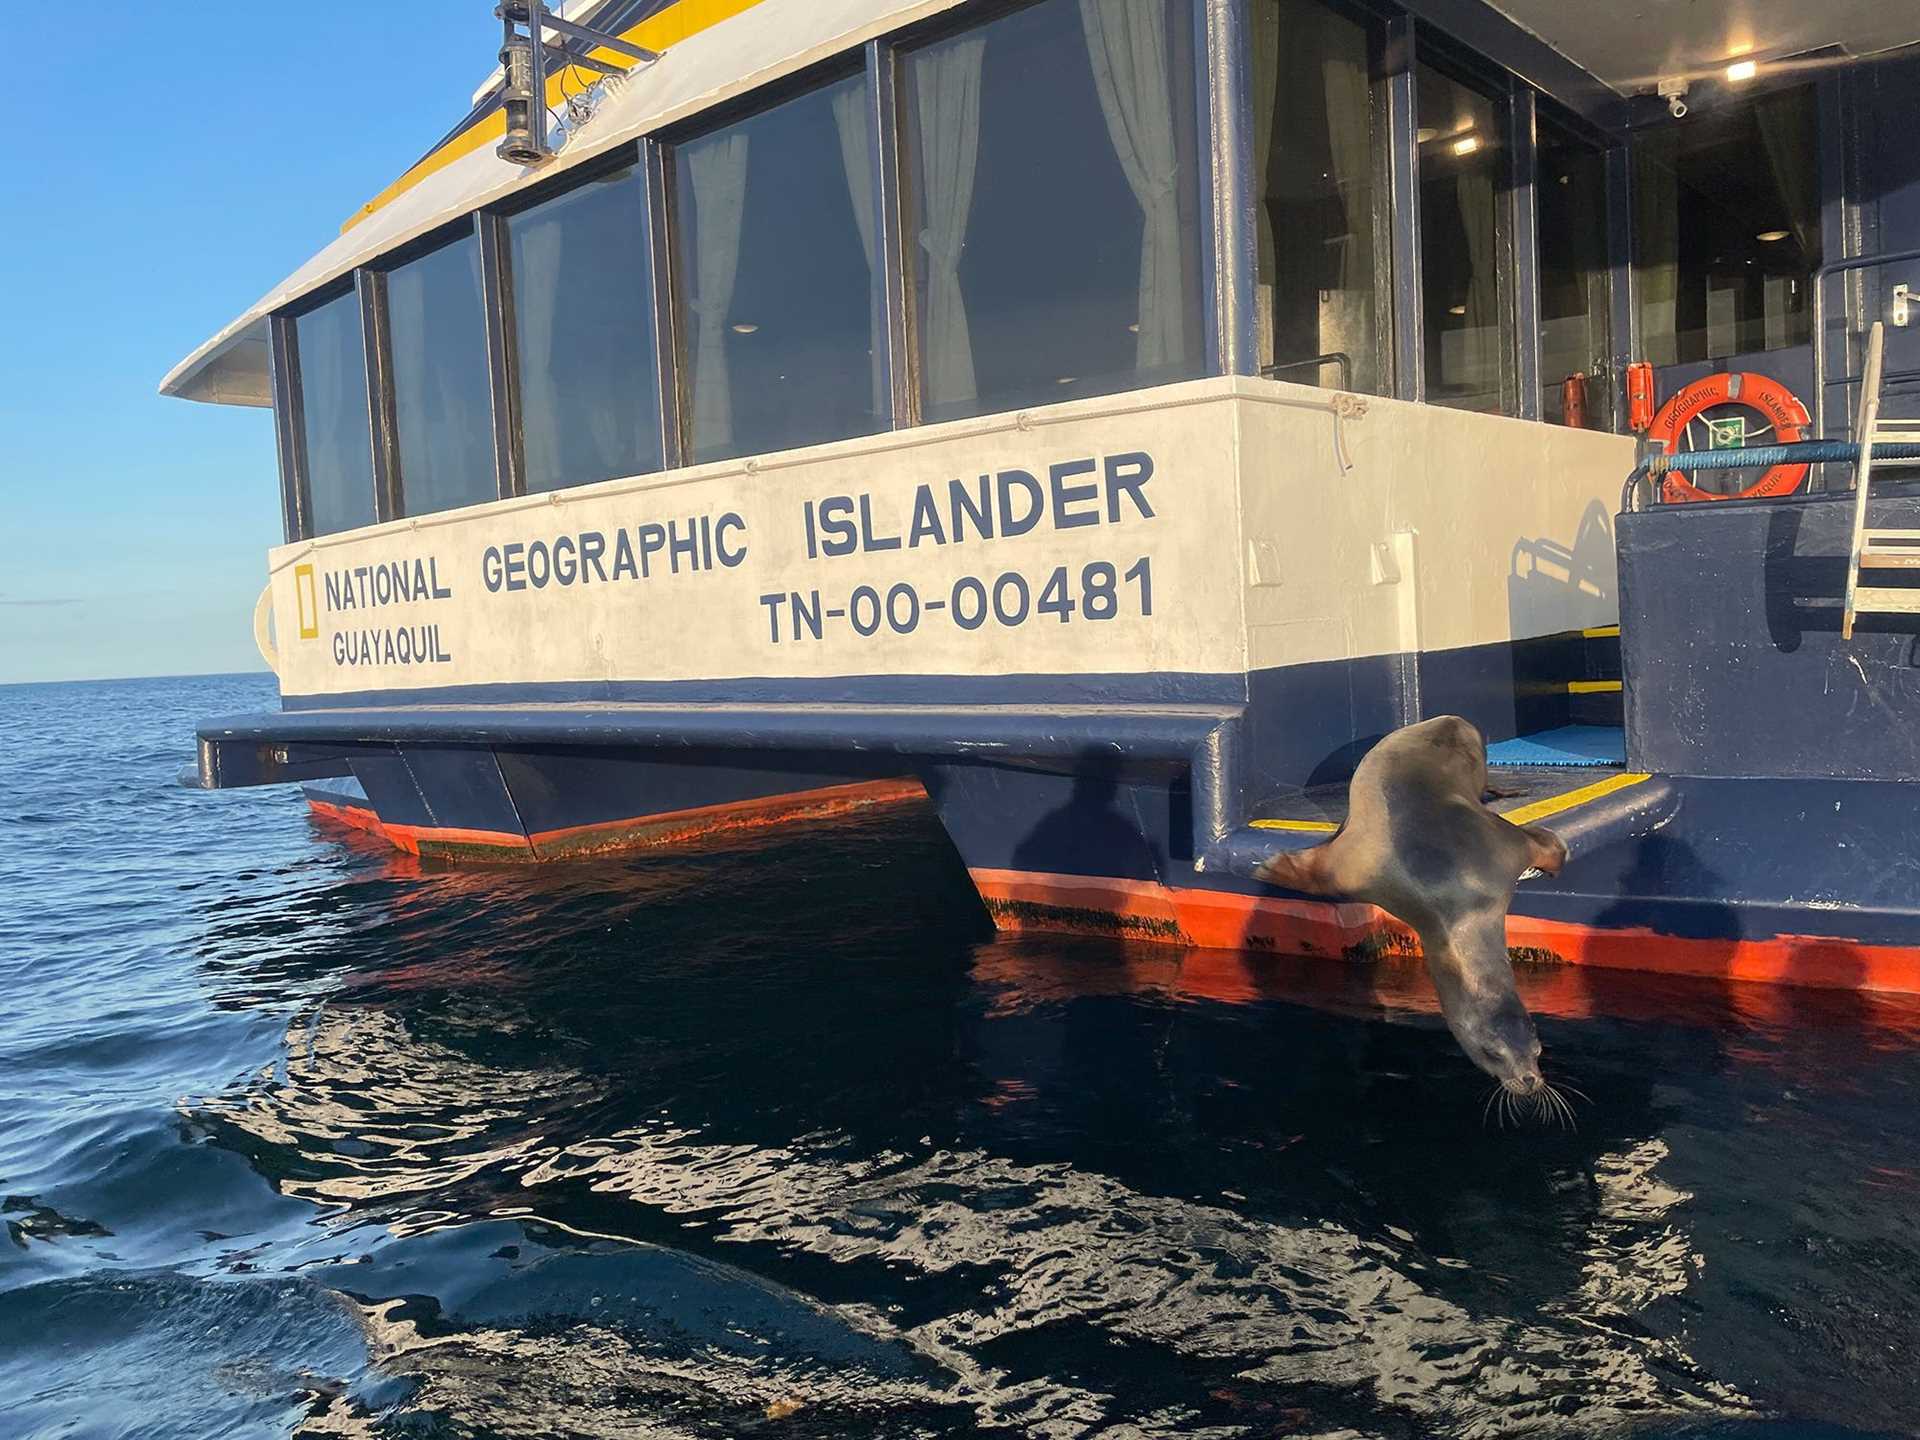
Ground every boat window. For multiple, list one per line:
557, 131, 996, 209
1632, 84, 1819, 365
1536, 121, 1613, 427
1417, 60, 1511, 413
670, 72, 883, 466
900, 0, 1205, 423
508, 162, 664, 492
386, 233, 497, 516
1250, 0, 1387, 395
293, 290, 377, 537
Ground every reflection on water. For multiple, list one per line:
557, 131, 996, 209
5, 677, 1920, 1438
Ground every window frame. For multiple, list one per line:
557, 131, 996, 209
278, 275, 377, 542
657, 51, 894, 463
262, 0, 1681, 544
482, 140, 674, 492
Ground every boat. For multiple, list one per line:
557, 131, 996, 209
168, 0, 1920, 994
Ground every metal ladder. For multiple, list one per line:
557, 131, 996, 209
1842, 322, 1920, 638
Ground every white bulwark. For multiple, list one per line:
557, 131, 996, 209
264, 378, 1631, 699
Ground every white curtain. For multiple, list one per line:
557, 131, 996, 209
685, 130, 751, 454
914, 35, 986, 411
1459, 166, 1501, 405
1635, 154, 1679, 367
515, 213, 566, 485
1080, 0, 1183, 371
830, 78, 885, 422
1251, 2, 1280, 370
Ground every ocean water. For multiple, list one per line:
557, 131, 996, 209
3, 674, 1919, 1439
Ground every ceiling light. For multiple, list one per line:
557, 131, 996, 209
1756, 229, 1789, 243
1448, 305, 1467, 316
731, 322, 760, 334
1056, 376, 1077, 385
1725, 59, 1758, 83
1452, 135, 1480, 156
1127, 323, 1141, 333
1416, 126, 1438, 144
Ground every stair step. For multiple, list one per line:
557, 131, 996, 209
1865, 529, 1920, 543
1852, 585, 1920, 615
1859, 550, 1920, 569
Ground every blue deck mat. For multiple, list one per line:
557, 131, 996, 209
1484, 726, 1626, 768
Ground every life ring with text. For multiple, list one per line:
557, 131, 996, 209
1649, 371, 1811, 503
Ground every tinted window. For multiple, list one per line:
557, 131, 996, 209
294, 290, 376, 536
387, 234, 497, 516
1253, 0, 1386, 394
1633, 85, 1819, 364
509, 164, 664, 491
902, 0, 1205, 423
1537, 123, 1613, 427
1418, 61, 1510, 412
672, 74, 881, 465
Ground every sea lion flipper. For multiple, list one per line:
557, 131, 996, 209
1253, 841, 1338, 896
1517, 823, 1567, 877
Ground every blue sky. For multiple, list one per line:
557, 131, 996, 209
0, 4, 494, 683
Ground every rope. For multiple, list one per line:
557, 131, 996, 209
1629, 440, 1920, 483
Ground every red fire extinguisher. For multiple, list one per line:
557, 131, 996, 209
1626, 361, 1656, 433
1561, 373, 1589, 429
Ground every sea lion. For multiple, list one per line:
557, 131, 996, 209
1253, 716, 1569, 1110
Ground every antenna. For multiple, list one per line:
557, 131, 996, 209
495, 1, 661, 167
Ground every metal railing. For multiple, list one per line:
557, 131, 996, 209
1811, 246, 1920, 439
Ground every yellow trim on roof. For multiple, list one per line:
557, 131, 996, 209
1499, 771, 1651, 827
1567, 679, 1622, 694
342, 0, 767, 234
1581, 623, 1619, 638
1248, 818, 1340, 833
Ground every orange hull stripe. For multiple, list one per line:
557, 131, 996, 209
306, 778, 925, 858
970, 868, 1920, 996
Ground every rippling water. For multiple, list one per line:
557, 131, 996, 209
4, 674, 1920, 1438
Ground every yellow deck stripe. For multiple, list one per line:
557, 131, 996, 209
1567, 679, 1622, 694
1498, 771, 1651, 827
1250, 771, 1652, 834
1581, 624, 1620, 638
343, 0, 766, 233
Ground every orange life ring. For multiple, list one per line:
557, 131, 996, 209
1648, 371, 1812, 503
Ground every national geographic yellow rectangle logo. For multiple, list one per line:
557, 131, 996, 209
295, 564, 319, 640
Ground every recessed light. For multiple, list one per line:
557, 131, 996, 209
1056, 376, 1077, 385
1726, 59, 1758, 83
1448, 304, 1467, 316
1756, 229, 1789, 243
731, 322, 759, 334
1416, 126, 1438, 144
1127, 323, 1141, 333
1452, 134, 1480, 156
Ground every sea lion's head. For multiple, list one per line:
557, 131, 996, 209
1427, 946, 1544, 1096
1448, 985, 1544, 1096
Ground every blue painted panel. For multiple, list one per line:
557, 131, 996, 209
1618, 489, 1920, 779
346, 750, 435, 829
282, 669, 1252, 713
400, 746, 527, 837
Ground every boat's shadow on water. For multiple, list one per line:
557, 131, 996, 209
167, 803, 1920, 1439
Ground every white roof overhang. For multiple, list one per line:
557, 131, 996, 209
161, 0, 965, 406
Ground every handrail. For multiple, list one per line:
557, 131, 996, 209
1261, 351, 1353, 390
1811, 246, 1920, 438
1842, 323, 1888, 636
